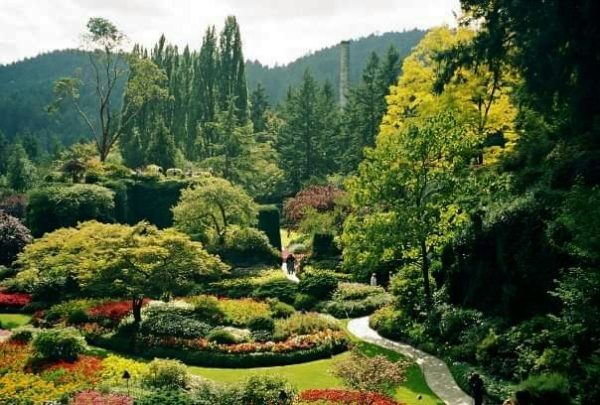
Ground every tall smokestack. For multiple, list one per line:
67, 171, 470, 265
339, 40, 350, 108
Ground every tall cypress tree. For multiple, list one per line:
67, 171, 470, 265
218, 16, 248, 123
250, 82, 270, 132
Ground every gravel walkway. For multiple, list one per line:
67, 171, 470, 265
348, 316, 473, 405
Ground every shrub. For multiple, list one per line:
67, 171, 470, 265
252, 278, 298, 304
516, 373, 571, 405
438, 305, 483, 344
240, 375, 296, 405
207, 329, 239, 344
218, 226, 279, 266
333, 283, 386, 301
268, 300, 295, 318
191, 379, 242, 405
187, 295, 225, 324
26, 184, 115, 237
298, 268, 339, 299
88, 300, 140, 326
273, 313, 340, 341
140, 309, 211, 339
248, 315, 275, 332
293, 293, 319, 311
251, 329, 274, 342
0, 211, 32, 267
10, 325, 39, 343
312, 233, 340, 258
143, 358, 190, 390
258, 205, 282, 251
44, 299, 98, 325
136, 389, 193, 405
100, 354, 149, 385
0, 194, 27, 219
32, 327, 86, 361
370, 306, 408, 341
322, 293, 393, 318
219, 298, 271, 326
284, 185, 344, 225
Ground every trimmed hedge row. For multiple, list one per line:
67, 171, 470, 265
89, 334, 347, 368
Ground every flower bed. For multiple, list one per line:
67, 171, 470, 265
0, 342, 105, 403
0, 291, 32, 311
70, 390, 133, 405
299, 389, 403, 405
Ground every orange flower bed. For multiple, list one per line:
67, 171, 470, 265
300, 389, 403, 405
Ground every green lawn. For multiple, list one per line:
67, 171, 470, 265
189, 321, 443, 405
0, 313, 31, 330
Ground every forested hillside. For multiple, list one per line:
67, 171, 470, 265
0, 29, 424, 150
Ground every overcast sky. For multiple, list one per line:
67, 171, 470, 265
0, 0, 461, 66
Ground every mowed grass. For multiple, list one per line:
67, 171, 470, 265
189, 321, 443, 405
0, 313, 31, 329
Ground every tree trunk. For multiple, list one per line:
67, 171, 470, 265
132, 297, 143, 325
421, 239, 432, 310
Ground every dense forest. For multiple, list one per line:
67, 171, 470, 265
0, 29, 424, 152
1, 1, 599, 404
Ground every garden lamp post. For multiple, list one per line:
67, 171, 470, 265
122, 370, 131, 395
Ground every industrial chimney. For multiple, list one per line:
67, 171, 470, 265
339, 40, 350, 108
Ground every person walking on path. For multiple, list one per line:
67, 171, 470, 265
370, 272, 377, 286
468, 372, 485, 405
286, 253, 296, 275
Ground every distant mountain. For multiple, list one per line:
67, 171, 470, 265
0, 29, 425, 149
247, 29, 425, 104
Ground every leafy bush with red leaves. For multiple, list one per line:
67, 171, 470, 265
299, 389, 402, 405
87, 300, 138, 325
70, 390, 133, 405
284, 185, 345, 225
0, 291, 32, 308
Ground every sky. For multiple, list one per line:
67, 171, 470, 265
0, 0, 461, 67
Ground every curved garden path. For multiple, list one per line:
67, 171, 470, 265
280, 247, 469, 404
347, 317, 472, 405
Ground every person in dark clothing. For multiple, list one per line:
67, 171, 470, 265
468, 372, 485, 405
285, 253, 296, 275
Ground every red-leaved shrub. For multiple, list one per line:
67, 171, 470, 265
284, 185, 345, 225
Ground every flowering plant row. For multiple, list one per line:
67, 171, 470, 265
70, 389, 134, 405
299, 389, 403, 405
139, 329, 348, 355
0, 291, 32, 308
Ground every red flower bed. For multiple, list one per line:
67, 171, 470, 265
39, 355, 104, 385
299, 389, 402, 405
70, 390, 133, 405
87, 299, 148, 324
0, 291, 31, 308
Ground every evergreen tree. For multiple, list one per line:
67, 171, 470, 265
250, 83, 269, 133
218, 16, 248, 123
0, 130, 8, 175
6, 144, 37, 192
147, 116, 177, 168
278, 70, 338, 192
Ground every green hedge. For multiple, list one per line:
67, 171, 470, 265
89, 334, 347, 368
257, 205, 281, 251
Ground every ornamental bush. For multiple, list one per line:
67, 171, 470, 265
32, 327, 86, 362
143, 358, 190, 390
10, 326, 39, 343
186, 295, 225, 324
136, 390, 193, 405
240, 375, 296, 405
298, 268, 339, 299
267, 299, 295, 318
217, 225, 279, 266
273, 313, 340, 341
207, 328, 239, 345
248, 315, 275, 332
140, 309, 211, 339
516, 373, 571, 405
0, 211, 32, 267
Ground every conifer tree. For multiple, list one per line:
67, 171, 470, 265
250, 83, 270, 133
218, 16, 248, 123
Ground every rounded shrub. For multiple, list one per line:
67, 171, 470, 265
32, 327, 86, 361
10, 325, 39, 343
516, 373, 571, 405
248, 315, 275, 332
188, 295, 225, 324
298, 268, 339, 299
143, 358, 190, 390
240, 375, 296, 405
207, 329, 238, 344
294, 293, 319, 311
218, 226, 279, 266
268, 300, 295, 318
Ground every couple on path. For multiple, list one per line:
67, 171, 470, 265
283, 252, 296, 275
